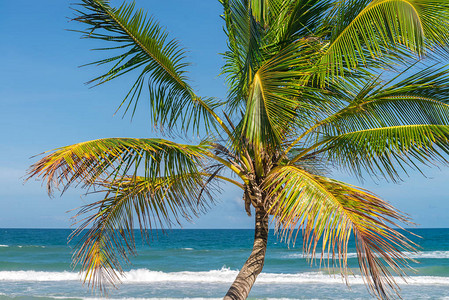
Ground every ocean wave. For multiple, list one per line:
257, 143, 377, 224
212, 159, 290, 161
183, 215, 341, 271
17, 245, 46, 248
284, 250, 449, 259
0, 268, 448, 286
0, 245, 46, 249
409, 251, 449, 259
0, 270, 78, 281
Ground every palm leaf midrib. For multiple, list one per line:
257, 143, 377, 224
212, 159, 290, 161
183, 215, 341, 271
331, 123, 449, 136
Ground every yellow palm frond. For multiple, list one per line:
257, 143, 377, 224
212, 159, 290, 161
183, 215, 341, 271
27, 138, 211, 194
264, 166, 416, 299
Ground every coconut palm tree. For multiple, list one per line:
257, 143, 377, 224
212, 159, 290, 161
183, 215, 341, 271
27, 0, 449, 299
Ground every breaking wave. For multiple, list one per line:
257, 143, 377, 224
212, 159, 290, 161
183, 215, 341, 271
0, 268, 448, 285
284, 250, 449, 259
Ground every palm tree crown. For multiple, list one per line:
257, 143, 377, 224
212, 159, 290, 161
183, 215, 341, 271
28, 0, 449, 299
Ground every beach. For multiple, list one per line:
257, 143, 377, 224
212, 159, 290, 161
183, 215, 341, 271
0, 228, 448, 299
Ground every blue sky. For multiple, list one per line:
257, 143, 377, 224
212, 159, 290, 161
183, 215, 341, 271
1, 0, 449, 228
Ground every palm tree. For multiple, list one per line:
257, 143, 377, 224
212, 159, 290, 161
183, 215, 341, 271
27, 0, 449, 299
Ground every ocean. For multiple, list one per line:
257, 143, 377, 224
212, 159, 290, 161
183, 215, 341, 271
0, 228, 448, 300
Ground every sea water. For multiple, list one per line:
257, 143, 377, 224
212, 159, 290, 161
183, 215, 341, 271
0, 228, 448, 299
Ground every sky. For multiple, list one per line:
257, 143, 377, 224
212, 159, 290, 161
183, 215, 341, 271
1, 0, 449, 229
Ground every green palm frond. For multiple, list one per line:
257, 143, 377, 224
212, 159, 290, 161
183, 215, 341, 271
287, 65, 449, 158
377, 65, 449, 100
319, 71, 449, 135
264, 166, 415, 299
221, 0, 265, 111
319, 0, 449, 82
27, 138, 211, 194
322, 96, 449, 137
273, 0, 331, 43
240, 40, 323, 151
413, 0, 449, 49
71, 173, 215, 290
72, 0, 223, 135
249, 0, 284, 27
322, 124, 449, 180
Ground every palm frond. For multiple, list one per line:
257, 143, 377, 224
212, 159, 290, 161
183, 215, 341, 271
319, 68, 449, 136
27, 138, 211, 194
71, 173, 215, 290
286, 65, 449, 160
221, 0, 265, 111
414, 0, 449, 50
72, 0, 223, 135
240, 40, 323, 152
321, 95, 449, 136
319, 0, 449, 82
322, 124, 449, 180
264, 166, 415, 299
273, 0, 331, 43
377, 65, 449, 100
249, 0, 284, 27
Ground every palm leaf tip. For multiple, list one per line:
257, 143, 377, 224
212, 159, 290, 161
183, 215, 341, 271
264, 166, 417, 299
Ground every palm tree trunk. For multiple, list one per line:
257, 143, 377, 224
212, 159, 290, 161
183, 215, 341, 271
224, 208, 269, 300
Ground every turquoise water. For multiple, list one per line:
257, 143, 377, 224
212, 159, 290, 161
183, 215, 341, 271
0, 228, 448, 299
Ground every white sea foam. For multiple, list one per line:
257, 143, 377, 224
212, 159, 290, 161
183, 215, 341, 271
408, 250, 449, 259
0, 270, 79, 281
181, 248, 194, 250
0, 268, 448, 286
0, 245, 8, 247
14, 245, 46, 249
284, 250, 449, 259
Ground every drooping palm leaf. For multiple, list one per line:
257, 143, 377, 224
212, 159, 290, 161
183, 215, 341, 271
264, 166, 415, 299
324, 96, 449, 138
71, 173, 216, 290
72, 0, 225, 135
27, 138, 212, 194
